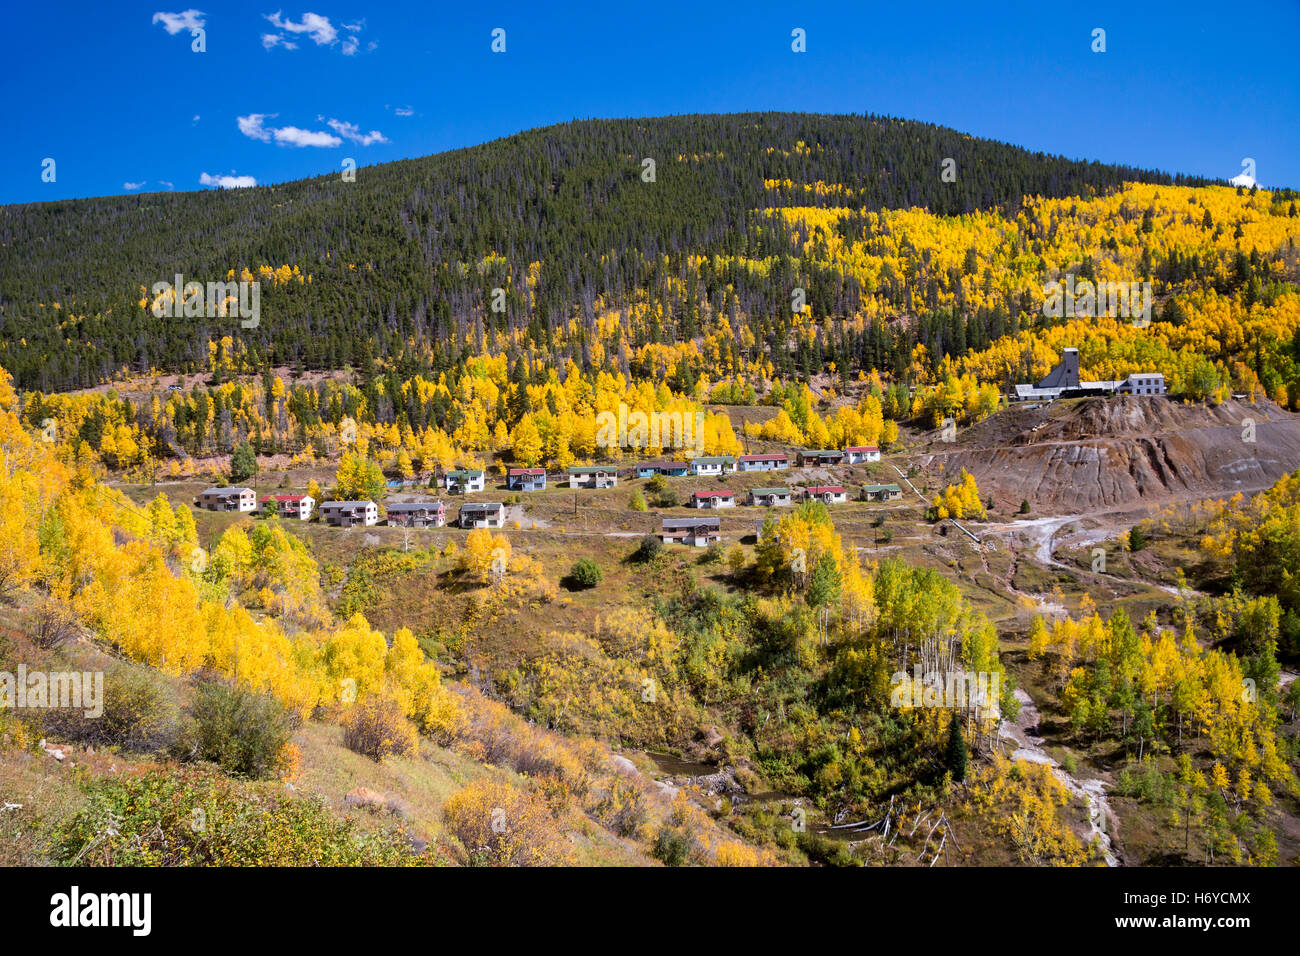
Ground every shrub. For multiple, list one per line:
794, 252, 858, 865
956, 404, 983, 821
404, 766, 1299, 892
1019, 499, 1031, 514
712, 840, 765, 866
51, 768, 421, 866
629, 489, 648, 512
342, 695, 418, 762
655, 487, 680, 508
43, 663, 177, 752
1128, 526, 1148, 551
442, 778, 570, 866
797, 831, 857, 867
646, 474, 667, 495
698, 542, 724, 565
177, 681, 295, 779
594, 777, 647, 838
653, 825, 696, 866
632, 535, 663, 563
568, 557, 603, 590
31, 598, 80, 649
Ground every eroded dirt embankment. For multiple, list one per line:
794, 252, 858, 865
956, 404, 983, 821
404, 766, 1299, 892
914, 396, 1300, 514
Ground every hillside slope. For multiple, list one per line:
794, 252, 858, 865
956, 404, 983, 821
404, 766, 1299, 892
0, 112, 1204, 391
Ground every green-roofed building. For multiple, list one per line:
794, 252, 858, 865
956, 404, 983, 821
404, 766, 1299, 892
748, 487, 792, 507
862, 482, 903, 502
689, 456, 737, 476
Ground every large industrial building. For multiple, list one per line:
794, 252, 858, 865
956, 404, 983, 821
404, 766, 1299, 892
1012, 348, 1166, 402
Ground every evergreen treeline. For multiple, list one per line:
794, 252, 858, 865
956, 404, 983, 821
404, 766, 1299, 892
0, 112, 1209, 392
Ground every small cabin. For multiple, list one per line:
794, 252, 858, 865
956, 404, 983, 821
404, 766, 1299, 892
804, 485, 848, 505
862, 483, 904, 502
689, 456, 737, 476
692, 490, 736, 509
738, 453, 789, 472
797, 450, 845, 467
635, 460, 689, 478
748, 487, 792, 507
843, 445, 881, 464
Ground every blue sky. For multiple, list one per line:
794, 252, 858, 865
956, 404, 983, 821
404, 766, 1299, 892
3, 1, 1297, 204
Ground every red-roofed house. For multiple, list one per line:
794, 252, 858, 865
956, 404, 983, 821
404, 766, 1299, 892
507, 467, 547, 491
804, 486, 848, 505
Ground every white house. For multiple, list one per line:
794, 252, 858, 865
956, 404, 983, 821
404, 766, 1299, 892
195, 487, 257, 512
692, 490, 736, 509
843, 445, 881, 464
319, 500, 379, 527
568, 466, 618, 489
804, 485, 848, 505
444, 469, 485, 494
1119, 373, 1166, 396
748, 487, 792, 507
689, 456, 737, 476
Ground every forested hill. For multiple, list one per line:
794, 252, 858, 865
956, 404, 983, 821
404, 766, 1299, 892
0, 112, 1208, 392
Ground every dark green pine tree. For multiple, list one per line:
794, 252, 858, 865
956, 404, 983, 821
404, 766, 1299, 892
944, 714, 968, 783
230, 443, 258, 483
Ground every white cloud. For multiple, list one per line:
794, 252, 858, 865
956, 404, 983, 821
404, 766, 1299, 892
152, 9, 205, 34
238, 113, 273, 142
159, 181, 175, 190
1229, 172, 1261, 189
327, 118, 388, 146
200, 172, 257, 189
261, 33, 299, 50
192, 114, 201, 123
238, 113, 342, 147
262, 11, 371, 54
124, 181, 146, 190
264, 10, 337, 46
394, 106, 414, 117
274, 125, 342, 147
